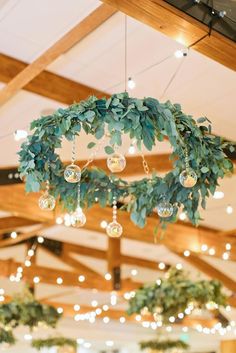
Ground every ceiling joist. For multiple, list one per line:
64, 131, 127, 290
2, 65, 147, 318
101, 0, 236, 71
0, 4, 116, 107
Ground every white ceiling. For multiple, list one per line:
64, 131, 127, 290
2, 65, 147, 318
0, 0, 236, 352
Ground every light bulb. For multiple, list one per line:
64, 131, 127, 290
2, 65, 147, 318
128, 77, 136, 89
128, 144, 136, 155
226, 205, 233, 214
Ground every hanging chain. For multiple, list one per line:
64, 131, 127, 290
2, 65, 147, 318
72, 137, 76, 164
82, 137, 105, 170
124, 14, 127, 92
184, 148, 190, 171
141, 154, 150, 175
112, 196, 117, 222
45, 180, 50, 193
77, 182, 81, 209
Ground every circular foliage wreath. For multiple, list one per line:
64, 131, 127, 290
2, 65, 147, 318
127, 268, 226, 323
140, 339, 189, 352
19, 93, 234, 228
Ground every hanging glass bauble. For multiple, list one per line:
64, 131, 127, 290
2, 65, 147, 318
107, 153, 126, 173
179, 168, 197, 188
70, 207, 86, 228
38, 193, 56, 211
64, 164, 81, 183
157, 200, 173, 218
106, 221, 123, 238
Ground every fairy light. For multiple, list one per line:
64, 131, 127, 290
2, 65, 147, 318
78, 275, 85, 282
184, 250, 190, 257
28, 249, 34, 257
226, 205, 233, 214
56, 216, 63, 225
105, 273, 112, 281
84, 343, 92, 349
103, 316, 110, 324
33, 276, 40, 284
226, 243, 231, 251
176, 263, 183, 270
120, 316, 126, 323
222, 252, 229, 260
127, 77, 136, 89
37, 236, 44, 244
169, 316, 175, 323
156, 279, 161, 286
201, 244, 208, 252
179, 212, 187, 221
213, 191, 224, 199
102, 304, 109, 311
106, 341, 114, 347
10, 231, 17, 239
158, 262, 166, 270
100, 220, 108, 229
110, 293, 117, 306
91, 300, 98, 308
178, 313, 184, 319
77, 338, 84, 344
57, 307, 63, 314
209, 248, 216, 256
182, 326, 188, 332
135, 315, 142, 322
128, 144, 136, 155
95, 308, 102, 315
74, 304, 80, 312
56, 277, 63, 285
166, 326, 172, 332
24, 334, 32, 341
25, 260, 31, 267
131, 269, 138, 276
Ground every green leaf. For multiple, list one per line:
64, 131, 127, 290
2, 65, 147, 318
201, 166, 209, 173
104, 146, 114, 155
87, 142, 96, 149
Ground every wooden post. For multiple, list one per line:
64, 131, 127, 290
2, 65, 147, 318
107, 237, 121, 290
221, 340, 236, 353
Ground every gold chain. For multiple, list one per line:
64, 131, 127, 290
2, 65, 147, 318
141, 154, 150, 175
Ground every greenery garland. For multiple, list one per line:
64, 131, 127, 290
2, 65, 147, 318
127, 268, 226, 322
0, 327, 15, 345
140, 339, 189, 352
19, 93, 234, 228
0, 288, 61, 332
32, 337, 77, 350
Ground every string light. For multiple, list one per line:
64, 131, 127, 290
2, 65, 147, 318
106, 341, 114, 347
100, 220, 108, 229
158, 262, 166, 270
10, 231, 17, 239
57, 307, 63, 314
184, 250, 190, 257
213, 191, 224, 199
127, 77, 136, 89
226, 243, 231, 251
24, 334, 32, 341
74, 304, 80, 311
176, 263, 183, 270
33, 276, 40, 284
105, 273, 112, 281
179, 212, 187, 221
102, 305, 109, 311
84, 343, 92, 349
128, 144, 136, 155
25, 260, 31, 267
201, 244, 208, 252
28, 249, 34, 257
135, 315, 142, 322
222, 252, 229, 260
77, 338, 84, 344
78, 275, 85, 282
226, 205, 233, 214
56, 277, 63, 284
110, 293, 117, 306
103, 316, 110, 324
37, 236, 44, 244
131, 269, 138, 276
120, 316, 126, 323
91, 300, 98, 308
209, 248, 216, 256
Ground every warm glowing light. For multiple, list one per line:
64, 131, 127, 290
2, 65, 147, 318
184, 250, 190, 257
209, 248, 215, 256
226, 205, 233, 214
102, 304, 109, 311
10, 231, 17, 239
176, 263, 183, 270
78, 275, 85, 282
222, 252, 229, 260
25, 260, 31, 267
37, 236, 44, 243
179, 212, 187, 220
158, 262, 166, 270
57, 307, 63, 314
201, 244, 208, 252
120, 316, 126, 323
131, 269, 138, 276
74, 304, 80, 312
33, 276, 40, 284
56, 216, 63, 225
24, 334, 32, 341
127, 77, 136, 89
103, 316, 110, 324
91, 300, 98, 308
28, 249, 34, 257
56, 277, 63, 284
100, 220, 108, 229
105, 273, 112, 281
226, 243, 232, 251
135, 315, 142, 322
128, 144, 136, 155
106, 341, 114, 347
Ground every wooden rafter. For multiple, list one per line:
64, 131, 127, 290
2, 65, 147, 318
0, 216, 38, 235
0, 4, 116, 107
0, 184, 236, 261
101, 0, 236, 71
0, 53, 108, 105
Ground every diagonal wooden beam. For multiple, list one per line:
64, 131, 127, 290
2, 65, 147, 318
101, 0, 236, 71
0, 184, 236, 261
0, 4, 116, 107
0, 216, 38, 235
176, 251, 236, 293
0, 53, 108, 105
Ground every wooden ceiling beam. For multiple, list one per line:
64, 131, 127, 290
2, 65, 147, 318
0, 258, 141, 292
0, 184, 236, 260
0, 4, 116, 107
0, 216, 38, 235
175, 251, 236, 293
101, 0, 236, 71
63, 242, 169, 271
0, 53, 108, 105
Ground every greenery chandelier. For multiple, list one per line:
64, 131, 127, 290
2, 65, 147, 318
19, 93, 233, 235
